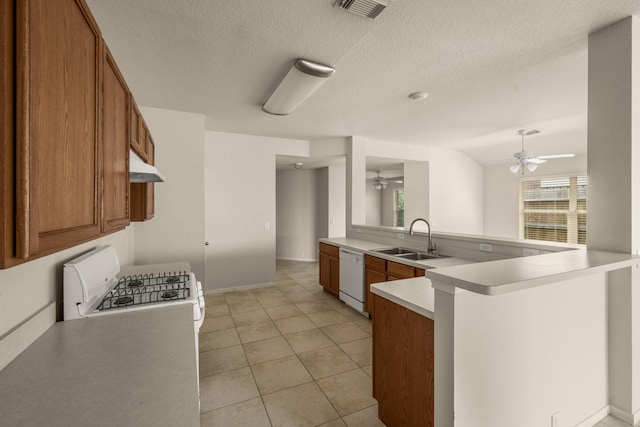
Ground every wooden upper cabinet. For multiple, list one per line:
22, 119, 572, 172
14, 0, 103, 259
0, 0, 158, 268
102, 46, 130, 233
130, 139, 155, 222
129, 100, 149, 162
0, 0, 16, 267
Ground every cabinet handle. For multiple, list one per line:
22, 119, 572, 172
205, 242, 209, 246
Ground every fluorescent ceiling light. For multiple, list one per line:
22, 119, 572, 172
263, 59, 335, 115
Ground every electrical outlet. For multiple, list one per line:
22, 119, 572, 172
551, 412, 559, 427
397, 233, 405, 240
264, 222, 270, 231
479, 243, 493, 252
523, 248, 540, 257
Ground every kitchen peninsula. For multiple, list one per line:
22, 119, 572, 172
322, 233, 640, 427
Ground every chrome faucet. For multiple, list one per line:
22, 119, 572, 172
409, 218, 436, 254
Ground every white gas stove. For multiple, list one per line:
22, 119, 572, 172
63, 246, 206, 395
63, 246, 205, 325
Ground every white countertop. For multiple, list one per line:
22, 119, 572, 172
371, 277, 435, 319
322, 237, 640, 299
320, 237, 473, 270
0, 304, 200, 427
427, 249, 640, 295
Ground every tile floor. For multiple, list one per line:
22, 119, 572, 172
198, 259, 631, 427
199, 260, 385, 427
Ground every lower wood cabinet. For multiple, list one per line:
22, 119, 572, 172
319, 242, 340, 297
373, 294, 434, 426
365, 254, 426, 317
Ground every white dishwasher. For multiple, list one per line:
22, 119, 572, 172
339, 248, 366, 313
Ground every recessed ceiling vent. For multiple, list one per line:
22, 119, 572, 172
335, 0, 392, 20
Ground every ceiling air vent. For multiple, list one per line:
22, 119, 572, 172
336, 0, 392, 20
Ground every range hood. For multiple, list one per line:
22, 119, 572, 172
129, 150, 166, 183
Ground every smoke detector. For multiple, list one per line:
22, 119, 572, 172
335, 0, 393, 20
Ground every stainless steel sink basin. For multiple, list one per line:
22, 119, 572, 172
395, 252, 449, 260
372, 247, 449, 260
372, 247, 415, 255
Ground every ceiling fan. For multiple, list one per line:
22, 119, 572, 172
510, 129, 575, 174
372, 171, 402, 190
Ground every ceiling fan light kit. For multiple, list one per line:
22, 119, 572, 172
372, 171, 388, 190
508, 129, 575, 175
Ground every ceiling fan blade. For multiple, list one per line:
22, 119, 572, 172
537, 153, 575, 160
528, 158, 547, 164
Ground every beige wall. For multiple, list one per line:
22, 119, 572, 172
276, 168, 324, 261
204, 131, 309, 291
136, 107, 206, 281
0, 230, 134, 338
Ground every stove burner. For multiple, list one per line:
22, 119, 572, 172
162, 290, 179, 299
127, 279, 144, 287
114, 296, 134, 305
164, 276, 180, 283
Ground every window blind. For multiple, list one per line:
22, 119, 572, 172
521, 176, 587, 244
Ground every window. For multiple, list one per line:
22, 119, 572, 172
394, 189, 405, 228
520, 176, 587, 244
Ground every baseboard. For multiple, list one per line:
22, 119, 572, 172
0, 302, 56, 371
276, 257, 318, 262
577, 405, 610, 427
610, 405, 636, 425
205, 281, 277, 295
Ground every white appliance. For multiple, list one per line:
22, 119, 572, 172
63, 246, 206, 392
339, 248, 366, 313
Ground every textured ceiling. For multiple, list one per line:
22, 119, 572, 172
86, 0, 640, 163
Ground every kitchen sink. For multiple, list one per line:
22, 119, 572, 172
372, 247, 449, 260
395, 252, 449, 260
372, 247, 416, 255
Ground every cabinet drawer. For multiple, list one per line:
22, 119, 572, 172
365, 255, 386, 273
387, 261, 415, 279
319, 242, 339, 258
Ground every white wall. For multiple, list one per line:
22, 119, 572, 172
204, 131, 309, 291
404, 161, 430, 228
135, 107, 206, 281
382, 182, 403, 227
0, 230, 134, 337
453, 273, 608, 426
428, 147, 484, 234
365, 184, 383, 226
327, 163, 346, 238
276, 168, 323, 261
483, 155, 587, 238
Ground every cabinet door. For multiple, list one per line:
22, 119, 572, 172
365, 268, 386, 315
0, 0, 16, 267
15, 0, 103, 258
130, 138, 155, 222
129, 100, 147, 161
102, 47, 130, 232
329, 256, 340, 295
319, 252, 331, 290
373, 295, 434, 426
